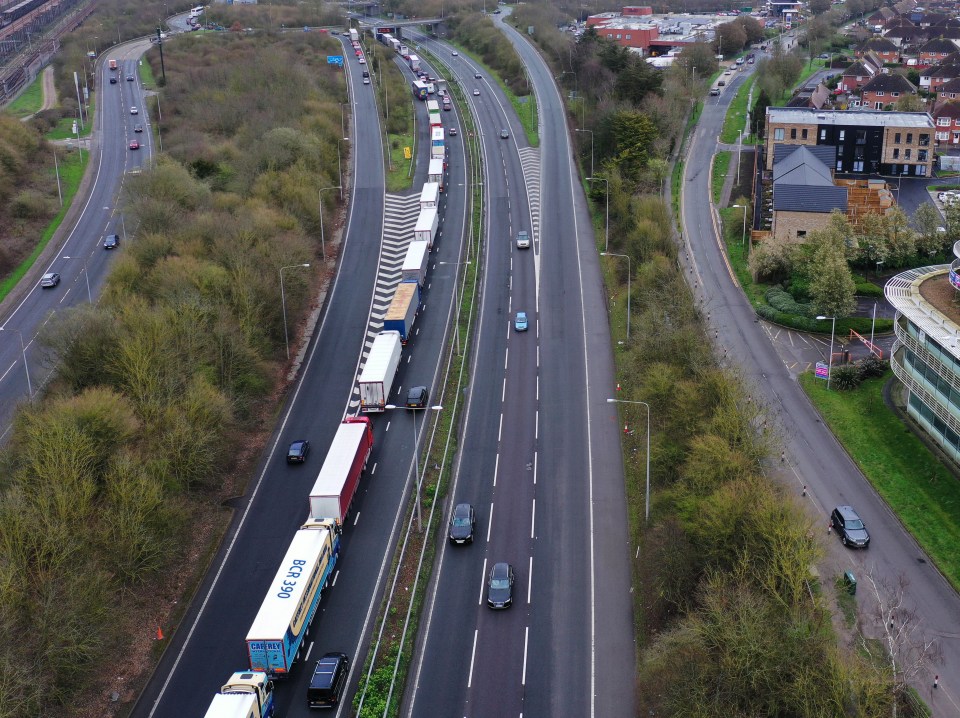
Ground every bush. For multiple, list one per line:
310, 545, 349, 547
830, 364, 862, 390
765, 287, 815, 318
857, 355, 888, 379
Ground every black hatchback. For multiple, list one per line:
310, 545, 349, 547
486, 562, 514, 609
287, 440, 310, 464
831, 505, 870, 548
308, 652, 350, 709
103, 234, 120, 250
448, 503, 476, 544
406, 385, 428, 410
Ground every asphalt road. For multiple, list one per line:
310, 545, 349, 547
402, 17, 633, 718
0, 40, 152, 438
682, 60, 960, 715
131, 34, 472, 717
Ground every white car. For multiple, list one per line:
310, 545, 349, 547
130, 106, 138, 114
473, 88, 480, 96
452, 50, 459, 56
363, 77, 370, 85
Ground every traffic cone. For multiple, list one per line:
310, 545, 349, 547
624, 424, 629, 434
156, 626, 164, 641
616, 383, 621, 392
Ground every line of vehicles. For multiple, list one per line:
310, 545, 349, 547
203, 28, 453, 716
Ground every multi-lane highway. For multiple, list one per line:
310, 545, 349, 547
682, 54, 960, 714
130, 34, 474, 716
402, 17, 634, 718
0, 41, 151, 437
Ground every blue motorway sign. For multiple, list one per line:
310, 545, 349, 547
327, 55, 344, 66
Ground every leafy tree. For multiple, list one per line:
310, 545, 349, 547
810, 238, 857, 317
809, 0, 832, 13
856, 212, 890, 266
598, 110, 659, 185
716, 21, 748, 56
734, 15, 765, 46
614, 58, 663, 105
883, 207, 917, 264
913, 201, 946, 257
750, 88, 772, 137
894, 93, 924, 112
674, 42, 719, 84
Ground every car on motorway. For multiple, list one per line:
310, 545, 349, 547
134, 124, 143, 133
514, 311, 528, 331
474, 72, 481, 79
717, 80, 726, 86
452, 50, 458, 56
449, 127, 458, 136
126, 74, 134, 81
406, 385, 428, 409
286, 439, 310, 464
40, 272, 60, 288
486, 562, 514, 609
831, 505, 870, 548
358, 56, 366, 64
103, 234, 120, 250
307, 652, 350, 708
473, 88, 480, 96
448, 503, 476, 544
363, 77, 370, 85
109, 76, 118, 84
129, 139, 140, 150
130, 106, 138, 114
516, 230, 530, 249
710, 88, 721, 96
500, 128, 509, 139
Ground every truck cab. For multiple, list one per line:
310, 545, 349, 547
204, 671, 275, 718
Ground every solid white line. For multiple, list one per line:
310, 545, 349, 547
522, 626, 529, 685
478, 558, 488, 606
527, 556, 533, 604
0, 362, 15, 383
487, 503, 494, 542
467, 629, 479, 688
531, 499, 536, 538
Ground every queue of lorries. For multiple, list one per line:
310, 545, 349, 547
203, 26, 451, 717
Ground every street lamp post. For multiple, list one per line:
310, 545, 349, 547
731, 203, 749, 247
0, 326, 32, 397
608, 398, 650, 522
602, 252, 630, 339
318, 186, 342, 262
279, 263, 311, 360
385, 403, 442, 532
337, 138, 349, 200
587, 177, 609, 253
736, 128, 743, 185
816, 315, 837, 390
575, 128, 594, 179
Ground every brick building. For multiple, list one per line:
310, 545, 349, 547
858, 73, 918, 109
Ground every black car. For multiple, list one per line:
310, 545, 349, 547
448, 503, 476, 544
126, 74, 134, 82
134, 124, 143, 133
286, 439, 310, 464
831, 505, 870, 548
406, 385, 428, 410
487, 562, 514, 609
103, 234, 120, 250
307, 652, 350, 708
109, 77, 118, 84
474, 72, 481, 79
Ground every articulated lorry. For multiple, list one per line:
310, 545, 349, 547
308, 417, 374, 525
420, 182, 439, 209
383, 281, 420, 344
408, 54, 421, 72
428, 157, 445, 192
203, 671, 275, 718
108, 59, 117, 71
349, 28, 359, 43
430, 126, 445, 160
402, 240, 430, 287
414, 205, 439, 248
358, 330, 403, 412
245, 519, 340, 678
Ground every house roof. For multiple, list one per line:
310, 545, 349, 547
773, 184, 849, 213
937, 77, 960, 94
934, 28, 960, 40
926, 62, 960, 79
843, 61, 875, 77
932, 18, 960, 29
860, 74, 917, 94
884, 27, 928, 41
920, 37, 959, 53
773, 144, 837, 168
773, 146, 835, 185
859, 37, 899, 53
884, 16, 915, 28
934, 100, 960, 117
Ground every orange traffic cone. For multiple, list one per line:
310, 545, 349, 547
156, 626, 164, 641
616, 383, 621, 392
623, 424, 629, 434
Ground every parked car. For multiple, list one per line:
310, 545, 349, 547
831, 505, 870, 548
103, 234, 120, 250
486, 562, 515, 609
448, 503, 476, 544
286, 439, 310, 464
40, 272, 60, 288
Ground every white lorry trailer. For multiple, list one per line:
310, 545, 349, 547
358, 330, 403, 412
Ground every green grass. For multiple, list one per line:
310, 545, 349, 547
47, 101, 96, 140
4, 74, 44, 117
0, 148, 88, 303
385, 132, 415, 192
800, 372, 960, 591
712, 151, 731, 205
720, 75, 756, 144
139, 58, 158, 90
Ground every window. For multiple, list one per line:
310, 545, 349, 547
876, 102, 883, 109
839, 130, 846, 141
790, 128, 797, 139
616, 34, 622, 39
796, 230, 807, 238
895, 132, 902, 143
954, 131, 960, 142
626, 34, 631, 39
907, 133, 913, 143
893, 148, 900, 158
892, 92, 900, 97
939, 117, 951, 126
876, 91, 885, 96
802, 128, 808, 139
905, 148, 912, 159
919, 149, 928, 161
820, 129, 827, 140
952, 93, 957, 99
774, 128, 784, 140
856, 129, 867, 145
920, 133, 930, 146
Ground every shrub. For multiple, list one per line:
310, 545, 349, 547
830, 364, 862, 390
856, 355, 888, 379
765, 286, 814, 318
9, 189, 52, 219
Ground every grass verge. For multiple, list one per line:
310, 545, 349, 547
385, 132, 415, 192
0, 148, 88, 303
720, 75, 755, 145
5, 73, 44, 117
712, 151, 731, 205
139, 57, 158, 90
800, 371, 960, 591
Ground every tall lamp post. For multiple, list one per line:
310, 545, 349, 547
816, 315, 836, 390
601, 252, 631, 339
279, 263, 311, 360
575, 128, 594, 179
385, 403, 443, 532
318, 185, 342, 262
0, 326, 32, 398
587, 176, 609, 253
607, 398, 650, 522
337, 138, 349, 200
731, 203, 749, 248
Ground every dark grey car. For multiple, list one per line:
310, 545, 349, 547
448, 503, 476, 544
486, 562, 514, 609
831, 505, 870, 548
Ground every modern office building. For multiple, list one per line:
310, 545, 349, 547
886, 250, 960, 464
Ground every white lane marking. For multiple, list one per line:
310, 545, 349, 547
306, 641, 315, 662
371, 462, 378, 475
478, 558, 488, 606
487, 503, 494, 543
59, 288, 71, 303
502, 377, 507, 402
493, 453, 499, 487
527, 556, 533, 604
353, 512, 361, 526
535, 410, 539, 441
533, 452, 538, 485
0, 362, 16, 382
531, 499, 536, 539
504, 347, 509, 370
536, 375, 539, 401
386, 421, 391, 432
332, 570, 340, 587
467, 629, 479, 688
522, 626, 529, 686
498, 413, 503, 443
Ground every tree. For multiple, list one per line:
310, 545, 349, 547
750, 89, 772, 137
716, 21, 747, 56
856, 212, 890, 267
810, 239, 857, 317
883, 207, 917, 264
894, 93, 925, 112
599, 110, 659, 185
913, 201, 945, 257
734, 15, 765, 45
809, 0, 832, 13
674, 42, 718, 85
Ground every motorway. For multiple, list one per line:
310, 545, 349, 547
131, 33, 474, 717
683, 58, 960, 714
0, 40, 151, 438
401, 16, 634, 718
